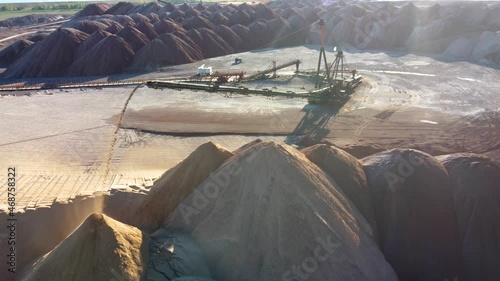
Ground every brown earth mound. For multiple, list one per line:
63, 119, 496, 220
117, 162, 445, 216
3, 28, 88, 78
209, 13, 228, 26
110, 14, 135, 27
279, 7, 305, 19
227, 9, 251, 26
231, 24, 251, 51
22, 213, 149, 281
165, 141, 398, 281
0, 39, 33, 66
68, 34, 134, 76
286, 13, 310, 45
214, 25, 243, 51
436, 153, 500, 281
26, 32, 50, 42
186, 28, 203, 42
62, 19, 108, 34
362, 149, 464, 281
207, 3, 222, 13
174, 31, 203, 53
238, 2, 255, 15
185, 7, 202, 18
133, 33, 203, 70
248, 20, 272, 49
267, 17, 294, 46
253, 3, 278, 21
140, 2, 162, 15
187, 28, 233, 58
159, 2, 176, 13
178, 3, 192, 12
201, 9, 212, 18
194, 3, 206, 11
95, 17, 121, 27
116, 25, 150, 52
302, 144, 378, 238
304, 8, 321, 23
222, 4, 238, 16
146, 12, 160, 23
105, 1, 135, 15
135, 21, 159, 40
154, 18, 186, 34
167, 9, 186, 22
181, 15, 214, 30
127, 3, 147, 15
132, 142, 233, 232
104, 20, 124, 33
73, 3, 111, 19
76, 29, 111, 57
129, 12, 150, 24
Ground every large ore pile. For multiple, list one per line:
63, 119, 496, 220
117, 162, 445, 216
1, 0, 319, 78
12, 140, 500, 281
2, 0, 498, 79
304, 0, 500, 64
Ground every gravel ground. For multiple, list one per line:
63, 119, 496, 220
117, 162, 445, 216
0, 45, 499, 211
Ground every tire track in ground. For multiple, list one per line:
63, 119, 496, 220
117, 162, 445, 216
0, 125, 110, 147
103, 84, 143, 180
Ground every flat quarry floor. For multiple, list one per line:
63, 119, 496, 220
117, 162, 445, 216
1, 45, 499, 211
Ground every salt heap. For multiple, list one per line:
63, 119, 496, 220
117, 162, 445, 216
23, 213, 149, 281
436, 153, 500, 281
471, 31, 500, 64
165, 141, 398, 281
302, 144, 378, 238
132, 142, 233, 232
362, 149, 464, 281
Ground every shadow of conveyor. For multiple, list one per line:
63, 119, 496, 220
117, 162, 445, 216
285, 103, 339, 145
